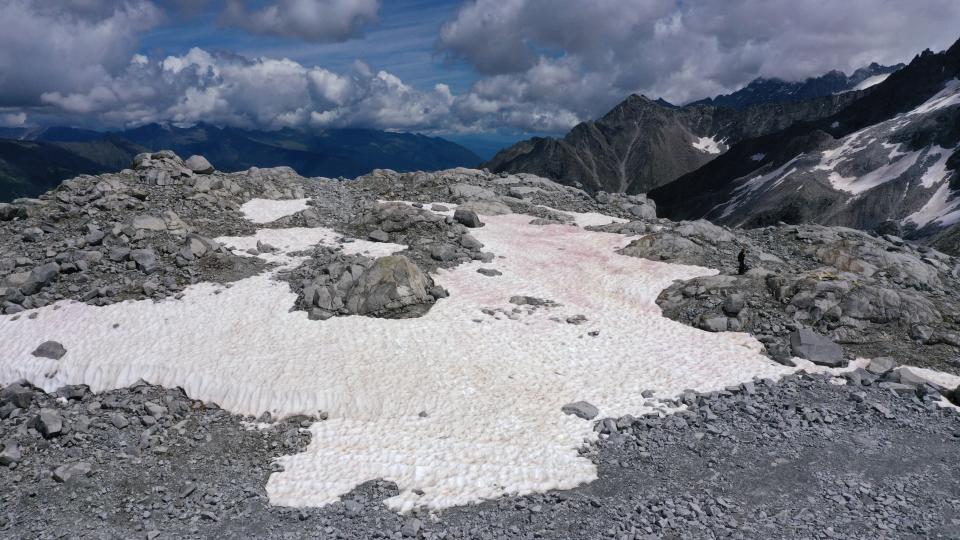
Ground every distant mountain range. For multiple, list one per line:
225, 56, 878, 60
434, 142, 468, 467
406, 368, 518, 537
690, 62, 904, 110
483, 63, 905, 195
483, 91, 864, 195
0, 124, 481, 202
650, 39, 960, 253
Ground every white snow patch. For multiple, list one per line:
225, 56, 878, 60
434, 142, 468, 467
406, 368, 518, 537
692, 136, 724, 155
241, 198, 311, 224
851, 73, 890, 91
906, 182, 960, 228
917, 146, 954, 188
881, 141, 906, 161
907, 79, 960, 117
715, 155, 803, 218
895, 365, 960, 390
827, 150, 921, 195
1, 202, 807, 513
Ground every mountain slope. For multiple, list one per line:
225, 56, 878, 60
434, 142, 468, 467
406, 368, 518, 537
484, 91, 861, 194
0, 140, 109, 202
649, 39, 960, 251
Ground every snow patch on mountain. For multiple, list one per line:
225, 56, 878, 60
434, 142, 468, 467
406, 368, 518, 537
851, 73, 891, 91
907, 79, 960, 116
240, 198, 311, 224
0, 200, 801, 513
692, 136, 725, 155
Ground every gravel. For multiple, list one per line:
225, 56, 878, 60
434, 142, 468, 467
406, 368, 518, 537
2, 372, 958, 539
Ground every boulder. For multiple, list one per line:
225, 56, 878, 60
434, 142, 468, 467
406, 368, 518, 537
368, 229, 390, 243
185, 155, 215, 174
866, 356, 896, 374
619, 233, 701, 263
430, 244, 457, 262
52, 462, 92, 483
32, 341, 67, 360
458, 199, 512, 216
131, 215, 167, 231
454, 208, 484, 228
343, 255, 437, 318
130, 249, 159, 274
36, 408, 63, 438
789, 329, 845, 367
0, 440, 21, 466
561, 401, 599, 420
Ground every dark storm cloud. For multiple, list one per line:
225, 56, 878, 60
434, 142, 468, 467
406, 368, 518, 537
220, 0, 381, 43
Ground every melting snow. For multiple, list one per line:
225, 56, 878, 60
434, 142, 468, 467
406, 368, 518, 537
692, 136, 724, 155
715, 155, 803, 218
907, 79, 960, 116
918, 146, 954, 188
851, 73, 890, 91
2, 200, 821, 512
827, 150, 921, 195
240, 198, 311, 224
906, 182, 960, 228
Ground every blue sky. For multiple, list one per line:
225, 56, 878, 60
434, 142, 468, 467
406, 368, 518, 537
1, 0, 959, 158
142, 1, 478, 94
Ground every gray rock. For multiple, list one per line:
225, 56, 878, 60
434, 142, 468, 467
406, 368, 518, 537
454, 208, 484, 228
53, 461, 92, 483
866, 357, 896, 374
109, 413, 130, 429
458, 199, 512, 216
477, 268, 502, 277
22, 262, 61, 294
789, 329, 845, 367
909, 324, 934, 343
185, 155, 215, 174
460, 234, 483, 250
36, 408, 63, 438
32, 340, 67, 360
699, 316, 728, 332
0, 202, 24, 221
131, 215, 167, 231
401, 517, 422, 537
343, 255, 436, 318
130, 249, 159, 274
368, 229, 390, 243
561, 401, 599, 420
1, 383, 34, 408
0, 440, 21, 466
21, 227, 44, 242
722, 294, 745, 315
430, 244, 457, 262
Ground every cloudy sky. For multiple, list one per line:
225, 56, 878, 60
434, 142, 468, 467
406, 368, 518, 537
1, 0, 959, 149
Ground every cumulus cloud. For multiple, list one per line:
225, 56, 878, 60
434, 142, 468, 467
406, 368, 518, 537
439, 0, 960, 131
0, 0, 164, 107
38, 48, 461, 132
0, 112, 28, 128
221, 0, 380, 42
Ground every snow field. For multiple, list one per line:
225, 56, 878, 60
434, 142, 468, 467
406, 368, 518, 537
1, 199, 813, 512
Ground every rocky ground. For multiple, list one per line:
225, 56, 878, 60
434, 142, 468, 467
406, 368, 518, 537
4, 151, 960, 538
2, 366, 959, 539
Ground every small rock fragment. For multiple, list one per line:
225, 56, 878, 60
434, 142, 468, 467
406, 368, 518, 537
561, 401, 599, 420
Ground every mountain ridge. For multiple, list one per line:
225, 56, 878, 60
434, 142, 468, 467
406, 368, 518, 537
0, 124, 482, 202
